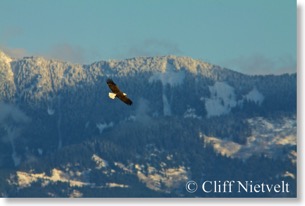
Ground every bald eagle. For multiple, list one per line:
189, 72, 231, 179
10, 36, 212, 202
106, 79, 133, 105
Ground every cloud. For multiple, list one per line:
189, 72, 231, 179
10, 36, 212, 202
0, 103, 30, 124
0, 27, 30, 59
46, 43, 86, 64
1, 44, 101, 64
0, 103, 30, 166
135, 98, 151, 123
45, 43, 102, 64
0, 102, 30, 143
0, 47, 30, 59
222, 54, 296, 75
116, 38, 183, 59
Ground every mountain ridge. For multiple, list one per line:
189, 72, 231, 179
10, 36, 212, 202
0, 50, 297, 197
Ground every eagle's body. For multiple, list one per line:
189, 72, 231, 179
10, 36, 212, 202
106, 79, 133, 105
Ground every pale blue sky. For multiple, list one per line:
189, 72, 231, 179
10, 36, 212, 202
0, 0, 296, 74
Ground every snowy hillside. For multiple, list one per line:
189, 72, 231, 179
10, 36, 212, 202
0, 51, 297, 197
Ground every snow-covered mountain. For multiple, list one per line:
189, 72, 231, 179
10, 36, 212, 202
0, 51, 296, 197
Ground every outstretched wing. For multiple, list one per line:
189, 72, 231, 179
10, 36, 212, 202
106, 78, 133, 105
117, 93, 133, 105
106, 79, 121, 94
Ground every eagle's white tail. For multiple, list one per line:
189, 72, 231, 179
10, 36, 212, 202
108, 92, 116, 99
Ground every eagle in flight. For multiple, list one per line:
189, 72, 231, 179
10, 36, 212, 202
106, 79, 133, 105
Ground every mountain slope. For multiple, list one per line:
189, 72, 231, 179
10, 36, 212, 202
0, 51, 296, 197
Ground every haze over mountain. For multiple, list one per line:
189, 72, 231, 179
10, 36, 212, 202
0, 51, 296, 197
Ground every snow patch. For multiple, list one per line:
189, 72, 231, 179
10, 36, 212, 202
203, 116, 296, 161
16, 168, 93, 189
204, 136, 241, 157
47, 107, 55, 115
204, 82, 237, 118
149, 63, 185, 87
149, 64, 184, 116
106, 182, 129, 188
126, 115, 136, 121
136, 165, 189, 193
37, 148, 43, 155
96, 122, 114, 134
0, 51, 12, 64
92, 154, 108, 169
69, 189, 83, 198
57, 96, 62, 149
204, 84, 264, 118
244, 87, 264, 105
183, 107, 202, 119
114, 162, 133, 173
11, 148, 21, 167
85, 121, 90, 128
162, 94, 171, 116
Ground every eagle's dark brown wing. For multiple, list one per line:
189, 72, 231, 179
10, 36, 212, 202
107, 79, 121, 93
116, 93, 133, 105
